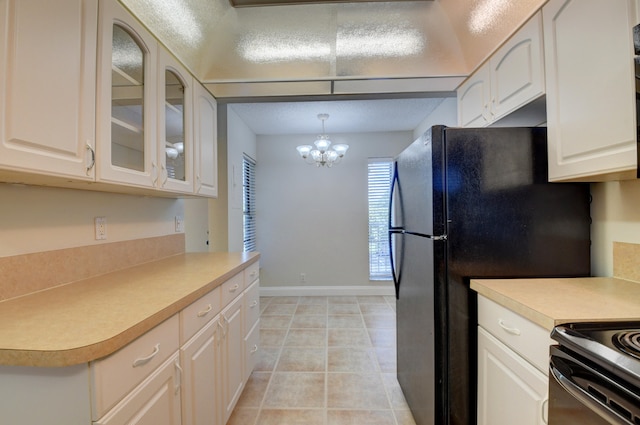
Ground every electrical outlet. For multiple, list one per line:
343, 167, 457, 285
300, 273, 306, 283
175, 216, 185, 233
95, 216, 107, 240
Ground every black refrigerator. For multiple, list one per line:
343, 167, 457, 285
389, 126, 591, 425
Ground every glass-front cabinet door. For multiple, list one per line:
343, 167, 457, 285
96, 0, 157, 188
157, 49, 193, 193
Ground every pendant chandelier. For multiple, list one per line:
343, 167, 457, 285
296, 114, 349, 167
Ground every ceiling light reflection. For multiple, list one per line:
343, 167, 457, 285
468, 0, 512, 34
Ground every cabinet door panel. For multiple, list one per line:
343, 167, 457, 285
220, 295, 244, 423
181, 317, 220, 425
457, 65, 490, 127
477, 327, 548, 425
0, 0, 96, 179
193, 83, 218, 197
490, 12, 544, 120
543, 0, 637, 181
96, 0, 158, 188
95, 352, 181, 425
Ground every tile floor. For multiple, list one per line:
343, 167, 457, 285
227, 295, 417, 425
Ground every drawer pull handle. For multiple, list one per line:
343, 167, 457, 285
229, 284, 239, 293
250, 271, 257, 277
174, 360, 183, 394
250, 344, 258, 354
541, 397, 548, 424
250, 300, 258, 308
498, 319, 521, 336
132, 344, 160, 367
197, 304, 213, 317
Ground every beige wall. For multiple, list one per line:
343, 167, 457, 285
591, 178, 640, 276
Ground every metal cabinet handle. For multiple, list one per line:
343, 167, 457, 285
498, 319, 521, 335
541, 397, 548, 424
85, 142, 95, 174
249, 300, 258, 308
197, 304, 213, 317
229, 284, 239, 293
132, 343, 160, 367
174, 360, 183, 394
250, 344, 258, 354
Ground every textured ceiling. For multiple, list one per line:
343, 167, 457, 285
229, 97, 447, 134
119, 0, 545, 98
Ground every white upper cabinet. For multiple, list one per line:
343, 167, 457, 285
458, 12, 545, 127
96, 0, 158, 188
0, 0, 97, 180
193, 83, 218, 198
543, 0, 638, 181
157, 50, 194, 194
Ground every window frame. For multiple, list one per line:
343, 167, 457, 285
242, 154, 257, 252
368, 157, 393, 281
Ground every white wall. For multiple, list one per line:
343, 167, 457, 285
413, 97, 458, 138
590, 179, 640, 276
255, 131, 412, 291
227, 106, 258, 252
0, 183, 183, 257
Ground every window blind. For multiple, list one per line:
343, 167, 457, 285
243, 154, 257, 252
368, 158, 393, 280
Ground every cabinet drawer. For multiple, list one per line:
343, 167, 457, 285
221, 272, 243, 307
243, 279, 260, 335
244, 319, 260, 379
244, 262, 259, 288
181, 286, 221, 344
477, 296, 552, 373
91, 314, 180, 420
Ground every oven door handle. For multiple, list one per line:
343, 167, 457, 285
550, 356, 635, 425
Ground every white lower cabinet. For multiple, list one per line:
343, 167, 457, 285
180, 315, 221, 425
220, 295, 245, 424
477, 327, 548, 425
477, 296, 550, 425
94, 352, 182, 425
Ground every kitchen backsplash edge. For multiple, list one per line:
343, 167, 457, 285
613, 241, 640, 283
0, 234, 185, 301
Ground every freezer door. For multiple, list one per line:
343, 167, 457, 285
394, 127, 446, 237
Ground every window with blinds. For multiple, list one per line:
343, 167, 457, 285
368, 158, 393, 280
243, 154, 257, 252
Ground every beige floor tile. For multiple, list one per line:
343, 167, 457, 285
268, 296, 299, 304
363, 313, 396, 329
327, 296, 358, 304
328, 347, 379, 372
230, 295, 416, 425
328, 303, 361, 314
260, 315, 292, 329
328, 328, 371, 347
295, 304, 328, 315
327, 373, 390, 409
227, 407, 259, 425
263, 372, 326, 408
260, 329, 287, 346
368, 328, 396, 348
359, 303, 395, 315
395, 409, 418, 425
257, 409, 325, 425
299, 296, 328, 304
285, 328, 327, 347
291, 315, 327, 328
254, 346, 280, 372
236, 372, 271, 408
328, 314, 365, 329
276, 347, 326, 372
327, 409, 396, 425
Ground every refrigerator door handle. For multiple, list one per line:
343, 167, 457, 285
403, 231, 448, 241
389, 162, 402, 299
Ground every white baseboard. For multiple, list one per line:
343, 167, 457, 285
259, 285, 395, 297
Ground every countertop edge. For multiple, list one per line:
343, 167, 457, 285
0, 252, 260, 367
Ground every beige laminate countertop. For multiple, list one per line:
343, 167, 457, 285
0, 252, 259, 368
471, 277, 640, 331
